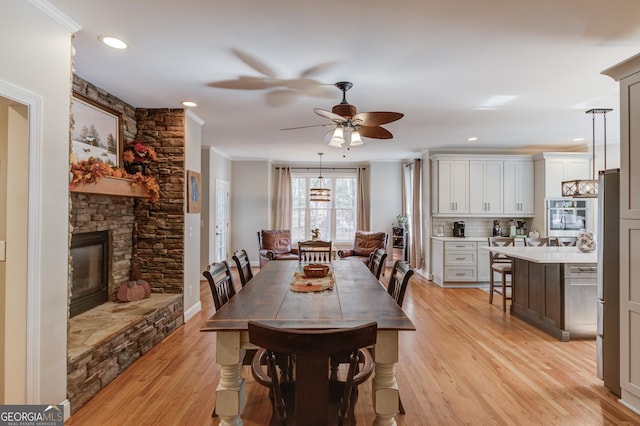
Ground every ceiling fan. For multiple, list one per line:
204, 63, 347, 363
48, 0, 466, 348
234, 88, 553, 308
282, 81, 404, 148
207, 49, 337, 107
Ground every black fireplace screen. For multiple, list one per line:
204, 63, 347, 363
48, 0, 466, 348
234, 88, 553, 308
70, 231, 109, 317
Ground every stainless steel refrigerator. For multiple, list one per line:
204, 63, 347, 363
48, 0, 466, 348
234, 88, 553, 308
596, 168, 620, 396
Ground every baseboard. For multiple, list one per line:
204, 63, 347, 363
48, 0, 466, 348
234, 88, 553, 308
62, 399, 71, 421
183, 301, 202, 322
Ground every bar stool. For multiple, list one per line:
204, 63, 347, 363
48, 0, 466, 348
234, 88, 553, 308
488, 237, 515, 312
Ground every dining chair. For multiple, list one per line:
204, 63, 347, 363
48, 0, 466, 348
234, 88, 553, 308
232, 249, 254, 287
524, 237, 549, 247
202, 261, 236, 311
298, 240, 332, 263
553, 236, 577, 246
387, 260, 414, 308
368, 248, 388, 280
488, 237, 515, 312
384, 259, 414, 414
249, 321, 377, 426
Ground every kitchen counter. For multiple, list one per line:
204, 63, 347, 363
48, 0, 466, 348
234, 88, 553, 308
432, 236, 528, 243
480, 246, 597, 264
481, 245, 597, 341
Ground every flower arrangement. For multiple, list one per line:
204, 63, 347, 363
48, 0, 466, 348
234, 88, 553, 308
123, 140, 157, 164
396, 214, 409, 227
123, 140, 157, 175
70, 157, 160, 203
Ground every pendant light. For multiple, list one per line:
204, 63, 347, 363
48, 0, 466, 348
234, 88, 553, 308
309, 153, 330, 202
561, 108, 613, 198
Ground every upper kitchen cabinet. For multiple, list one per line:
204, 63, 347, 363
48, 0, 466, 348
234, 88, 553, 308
432, 158, 469, 214
533, 152, 591, 199
503, 159, 534, 216
469, 160, 503, 214
431, 154, 533, 217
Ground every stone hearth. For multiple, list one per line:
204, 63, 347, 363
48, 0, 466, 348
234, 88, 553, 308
67, 294, 183, 413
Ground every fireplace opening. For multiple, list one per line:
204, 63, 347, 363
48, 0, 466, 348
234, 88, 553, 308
70, 231, 109, 317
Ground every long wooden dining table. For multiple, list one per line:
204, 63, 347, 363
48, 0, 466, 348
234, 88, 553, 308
201, 259, 416, 426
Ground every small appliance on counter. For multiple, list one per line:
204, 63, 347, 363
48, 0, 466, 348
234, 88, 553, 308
492, 220, 502, 236
453, 221, 465, 237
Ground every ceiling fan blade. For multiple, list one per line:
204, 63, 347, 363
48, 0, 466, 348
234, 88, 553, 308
353, 111, 404, 126
314, 108, 347, 124
208, 76, 275, 90
230, 48, 277, 79
281, 123, 335, 131
359, 126, 393, 139
266, 89, 300, 107
300, 61, 339, 78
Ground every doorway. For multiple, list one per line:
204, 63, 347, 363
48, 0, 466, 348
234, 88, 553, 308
215, 180, 229, 262
0, 94, 29, 402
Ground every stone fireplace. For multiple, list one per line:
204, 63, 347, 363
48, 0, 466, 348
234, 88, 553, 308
67, 75, 187, 415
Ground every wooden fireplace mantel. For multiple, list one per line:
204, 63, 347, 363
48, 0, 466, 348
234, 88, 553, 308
69, 176, 150, 198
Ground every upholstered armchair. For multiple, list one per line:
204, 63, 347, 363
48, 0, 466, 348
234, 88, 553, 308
257, 230, 299, 268
337, 231, 389, 265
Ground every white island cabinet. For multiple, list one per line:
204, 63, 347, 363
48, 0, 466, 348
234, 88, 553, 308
602, 52, 640, 414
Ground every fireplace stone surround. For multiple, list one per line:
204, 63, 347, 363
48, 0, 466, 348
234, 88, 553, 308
68, 75, 187, 414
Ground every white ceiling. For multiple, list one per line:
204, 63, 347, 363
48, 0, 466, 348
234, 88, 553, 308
47, 0, 640, 163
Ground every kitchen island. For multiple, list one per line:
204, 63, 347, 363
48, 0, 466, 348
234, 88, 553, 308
481, 246, 597, 341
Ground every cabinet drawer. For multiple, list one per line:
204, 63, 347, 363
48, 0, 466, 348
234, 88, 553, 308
444, 267, 477, 281
445, 251, 476, 265
445, 241, 476, 250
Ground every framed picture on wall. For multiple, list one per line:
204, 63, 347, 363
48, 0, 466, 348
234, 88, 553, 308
71, 92, 122, 166
187, 170, 201, 213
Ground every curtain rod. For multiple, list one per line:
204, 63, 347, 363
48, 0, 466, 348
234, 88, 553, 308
275, 167, 365, 170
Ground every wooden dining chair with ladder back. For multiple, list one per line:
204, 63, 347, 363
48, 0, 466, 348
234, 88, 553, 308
488, 237, 515, 312
231, 249, 254, 287
249, 321, 377, 426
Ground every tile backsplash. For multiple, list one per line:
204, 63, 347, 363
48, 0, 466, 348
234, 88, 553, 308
431, 217, 534, 238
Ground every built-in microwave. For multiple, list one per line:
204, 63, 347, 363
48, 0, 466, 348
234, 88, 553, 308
546, 198, 590, 237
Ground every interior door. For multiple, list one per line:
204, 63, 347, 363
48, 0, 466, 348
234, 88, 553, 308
215, 179, 229, 262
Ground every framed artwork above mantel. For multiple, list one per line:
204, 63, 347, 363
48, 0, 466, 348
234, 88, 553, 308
71, 92, 123, 167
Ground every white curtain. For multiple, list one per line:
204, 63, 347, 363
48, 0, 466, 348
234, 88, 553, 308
356, 167, 369, 230
275, 167, 292, 229
403, 159, 423, 268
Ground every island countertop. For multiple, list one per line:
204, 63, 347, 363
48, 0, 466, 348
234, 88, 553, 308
480, 246, 597, 264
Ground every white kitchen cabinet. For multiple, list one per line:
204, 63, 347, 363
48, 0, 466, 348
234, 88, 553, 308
534, 153, 591, 199
602, 53, 640, 413
469, 160, 503, 214
431, 238, 443, 284
434, 159, 469, 214
444, 241, 477, 282
477, 240, 490, 282
503, 160, 534, 216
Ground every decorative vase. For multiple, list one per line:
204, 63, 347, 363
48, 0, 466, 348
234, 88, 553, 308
124, 162, 147, 175
577, 231, 596, 252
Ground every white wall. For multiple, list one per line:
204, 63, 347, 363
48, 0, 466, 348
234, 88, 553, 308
183, 111, 203, 321
369, 161, 403, 265
200, 146, 232, 272
231, 161, 271, 265
1, 0, 75, 410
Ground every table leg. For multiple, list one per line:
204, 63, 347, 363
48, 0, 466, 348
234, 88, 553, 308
372, 330, 399, 426
216, 331, 246, 426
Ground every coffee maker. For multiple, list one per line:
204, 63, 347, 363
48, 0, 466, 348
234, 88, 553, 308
453, 221, 465, 237
492, 220, 502, 236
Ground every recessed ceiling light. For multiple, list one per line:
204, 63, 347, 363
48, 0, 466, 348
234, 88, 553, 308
181, 101, 197, 107
572, 137, 585, 142
467, 136, 478, 141
99, 35, 127, 50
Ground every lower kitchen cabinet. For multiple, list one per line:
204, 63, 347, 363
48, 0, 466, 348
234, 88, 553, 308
431, 238, 490, 287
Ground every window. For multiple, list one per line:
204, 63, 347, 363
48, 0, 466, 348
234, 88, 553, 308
291, 173, 357, 242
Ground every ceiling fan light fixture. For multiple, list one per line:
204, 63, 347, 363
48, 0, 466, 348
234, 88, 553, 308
350, 130, 364, 146
328, 126, 345, 147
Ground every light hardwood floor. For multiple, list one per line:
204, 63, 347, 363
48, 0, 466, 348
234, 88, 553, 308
66, 266, 640, 425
